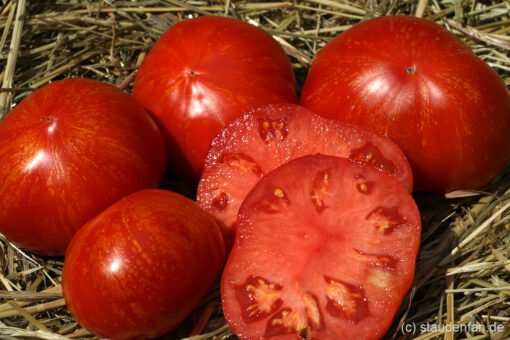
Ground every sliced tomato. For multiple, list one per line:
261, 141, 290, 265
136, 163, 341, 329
197, 104, 412, 250
221, 154, 421, 340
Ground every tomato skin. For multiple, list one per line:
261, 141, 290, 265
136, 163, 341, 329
301, 16, 510, 193
62, 189, 225, 340
133, 16, 297, 180
0, 78, 166, 255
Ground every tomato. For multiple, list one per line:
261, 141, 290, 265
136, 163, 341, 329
221, 154, 421, 340
197, 103, 412, 251
0, 78, 166, 255
132, 16, 297, 180
301, 16, 510, 193
62, 189, 225, 340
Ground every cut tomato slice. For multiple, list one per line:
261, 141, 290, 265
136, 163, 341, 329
197, 104, 413, 250
221, 154, 420, 340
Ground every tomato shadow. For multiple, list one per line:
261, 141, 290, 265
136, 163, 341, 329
153, 280, 230, 340
158, 168, 198, 200
141, 108, 199, 199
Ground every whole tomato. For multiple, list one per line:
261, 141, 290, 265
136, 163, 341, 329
133, 15, 297, 180
301, 16, 510, 193
0, 78, 166, 255
62, 189, 225, 340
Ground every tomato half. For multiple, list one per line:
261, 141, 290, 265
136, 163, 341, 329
197, 104, 412, 250
62, 189, 225, 340
221, 154, 421, 340
0, 78, 166, 255
133, 16, 297, 180
301, 16, 510, 193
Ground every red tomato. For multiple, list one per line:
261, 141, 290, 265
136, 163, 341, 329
221, 154, 421, 340
197, 103, 412, 251
301, 16, 510, 193
62, 189, 225, 340
132, 16, 297, 180
0, 78, 166, 255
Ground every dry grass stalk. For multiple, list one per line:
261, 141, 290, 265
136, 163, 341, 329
0, 0, 26, 118
0, 1, 509, 339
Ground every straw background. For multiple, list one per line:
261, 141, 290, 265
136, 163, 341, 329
1, 0, 510, 339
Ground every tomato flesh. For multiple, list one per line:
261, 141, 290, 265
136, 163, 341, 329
221, 154, 421, 340
197, 104, 412, 250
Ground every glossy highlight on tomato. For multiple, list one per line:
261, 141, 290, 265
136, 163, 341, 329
133, 15, 297, 180
197, 103, 412, 250
221, 154, 421, 340
0, 78, 166, 255
301, 16, 510, 193
62, 189, 225, 340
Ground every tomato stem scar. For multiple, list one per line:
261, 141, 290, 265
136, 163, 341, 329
406, 66, 418, 75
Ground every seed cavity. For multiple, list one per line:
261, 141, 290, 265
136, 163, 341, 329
258, 118, 289, 144
212, 190, 228, 212
353, 248, 396, 270
311, 168, 332, 213
220, 152, 263, 176
349, 142, 397, 174
355, 175, 374, 195
236, 276, 283, 323
324, 275, 368, 323
273, 188, 284, 198
301, 292, 322, 330
265, 308, 312, 339
365, 206, 406, 234
257, 187, 290, 214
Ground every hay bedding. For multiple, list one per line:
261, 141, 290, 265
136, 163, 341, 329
0, 0, 509, 339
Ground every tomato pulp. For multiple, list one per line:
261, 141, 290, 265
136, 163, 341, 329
63, 189, 225, 340
301, 16, 510, 192
133, 16, 297, 180
222, 154, 421, 339
197, 103, 412, 250
0, 79, 166, 255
